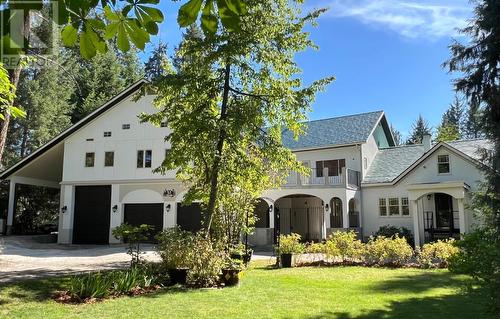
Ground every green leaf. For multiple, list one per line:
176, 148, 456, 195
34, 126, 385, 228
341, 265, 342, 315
144, 20, 159, 35
223, 0, 247, 15
10, 106, 26, 119
61, 24, 78, 46
105, 22, 120, 39
178, 0, 203, 27
116, 24, 130, 52
201, 0, 218, 34
217, 0, 241, 31
79, 30, 96, 59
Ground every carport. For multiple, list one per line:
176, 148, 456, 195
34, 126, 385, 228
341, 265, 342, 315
0, 141, 64, 235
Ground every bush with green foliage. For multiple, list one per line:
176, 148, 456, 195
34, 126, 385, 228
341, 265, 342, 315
155, 227, 195, 269
364, 235, 413, 267
305, 242, 326, 254
325, 231, 364, 262
112, 223, 153, 266
187, 233, 227, 287
375, 225, 413, 245
68, 272, 113, 301
276, 233, 305, 255
449, 228, 500, 310
417, 239, 459, 268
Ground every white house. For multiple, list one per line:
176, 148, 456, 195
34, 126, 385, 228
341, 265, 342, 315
0, 80, 490, 246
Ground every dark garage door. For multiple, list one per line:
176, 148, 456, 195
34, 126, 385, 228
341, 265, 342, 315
177, 203, 202, 232
124, 203, 164, 241
73, 185, 111, 244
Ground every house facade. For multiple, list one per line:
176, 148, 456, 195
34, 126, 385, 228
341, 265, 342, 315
0, 81, 489, 246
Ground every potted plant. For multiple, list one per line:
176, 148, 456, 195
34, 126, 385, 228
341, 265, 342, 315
221, 258, 243, 287
155, 227, 193, 285
276, 233, 305, 268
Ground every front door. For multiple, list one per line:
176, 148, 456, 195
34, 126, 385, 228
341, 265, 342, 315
434, 193, 453, 229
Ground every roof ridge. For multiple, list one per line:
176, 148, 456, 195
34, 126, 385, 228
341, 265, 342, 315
446, 137, 488, 143
303, 110, 383, 124
379, 144, 424, 150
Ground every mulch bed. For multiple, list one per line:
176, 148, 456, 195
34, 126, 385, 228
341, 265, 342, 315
54, 285, 163, 304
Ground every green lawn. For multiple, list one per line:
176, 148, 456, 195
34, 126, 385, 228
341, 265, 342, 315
0, 262, 492, 319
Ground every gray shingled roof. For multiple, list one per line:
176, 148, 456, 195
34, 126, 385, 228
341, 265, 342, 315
282, 111, 384, 150
363, 144, 426, 184
363, 138, 492, 184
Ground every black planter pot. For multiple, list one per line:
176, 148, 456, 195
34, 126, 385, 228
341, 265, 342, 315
222, 269, 241, 286
281, 253, 293, 268
243, 251, 252, 264
167, 268, 189, 285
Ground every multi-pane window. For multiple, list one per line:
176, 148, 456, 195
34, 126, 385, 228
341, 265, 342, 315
379, 198, 387, 216
85, 152, 95, 167
316, 159, 346, 177
438, 154, 450, 174
160, 121, 168, 127
388, 197, 400, 216
401, 197, 409, 216
122, 124, 130, 130
104, 151, 114, 167
165, 149, 170, 160
103, 131, 112, 137
137, 150, 152, 168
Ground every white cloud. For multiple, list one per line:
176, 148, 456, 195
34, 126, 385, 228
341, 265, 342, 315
316, 0, 471, 39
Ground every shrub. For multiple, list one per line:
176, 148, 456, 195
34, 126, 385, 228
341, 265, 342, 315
305, 242, 326, 254
448, 228, 500, 311
68, 272, 113, 300
276, 233, 305, 255
375, 225, 413, 245
325, 231, 364, 262
187, 234, 226, 287
110, 267, 143, 294
112, 223, 153, 266
417, 239, 459, 268
364, 235, 413, 267
156, 227, 194, 269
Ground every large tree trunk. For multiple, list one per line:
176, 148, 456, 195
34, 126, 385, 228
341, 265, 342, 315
0, 11, 31, 166
205, 63, 231, 234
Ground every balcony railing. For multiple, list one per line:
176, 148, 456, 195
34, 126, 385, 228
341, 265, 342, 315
282, 167, 361, 188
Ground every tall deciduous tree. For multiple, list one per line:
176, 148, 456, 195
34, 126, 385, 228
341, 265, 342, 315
406, 115, 432, 145
142, 1, 333, 244
444, 0, 500, 310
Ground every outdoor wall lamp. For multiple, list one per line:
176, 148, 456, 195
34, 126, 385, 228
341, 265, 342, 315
427, 194, 432, 201
61, 206, 67, 213
325, 204, 329, 212
166, 204, 171, 212
269, 204, 273, 212
112, 205, 118, 213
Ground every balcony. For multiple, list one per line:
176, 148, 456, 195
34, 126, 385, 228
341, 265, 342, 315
283, 167, 361, 189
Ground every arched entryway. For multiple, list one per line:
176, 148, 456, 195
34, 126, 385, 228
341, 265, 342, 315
275, 194, 324, 242
329, 197, 343, 228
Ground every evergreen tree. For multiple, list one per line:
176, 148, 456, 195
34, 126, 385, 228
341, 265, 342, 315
406, 115, 432, 145
445, 0, 500, 310
442, 96, 464, 131
462, 104, 483, 139
390, 124, 402, 146
435, 124, 461, 143
144, 42, 169, 82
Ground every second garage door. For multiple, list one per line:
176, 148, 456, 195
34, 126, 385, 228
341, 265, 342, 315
177, 203, 202, 232
124, 203, 164, 241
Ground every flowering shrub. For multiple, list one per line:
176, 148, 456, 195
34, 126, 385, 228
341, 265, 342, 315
364, 235, 413, 267
187, 234, 226, 287
276, 233, 305, 255
305, 242, 326, 254
155, 227, 195, 269
417, 239, 460, 268
325, 231, 364, 262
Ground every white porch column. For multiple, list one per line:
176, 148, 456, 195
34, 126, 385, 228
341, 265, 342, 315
109, 184, 121, 244
457, 198, 466, 236
269, 205, 275, 229
342, 196, 349, 229
59, 184, 74, 244
164, 201, 176, 228
411, 199, 421, 247
6, 180, 16, 235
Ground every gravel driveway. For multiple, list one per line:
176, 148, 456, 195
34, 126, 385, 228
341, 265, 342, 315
0, 236, 159, 284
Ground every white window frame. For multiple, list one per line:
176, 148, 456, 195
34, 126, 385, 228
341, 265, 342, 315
401, 197, 410, 216
388, 197, 400, 216
103, 131, 112, 137
137, 149, 152, 168
437, 154, 451, 175
379, 198, 387, 217
85, 152, 95, 167
104, 151, 114, 167
122, 124, 131, 130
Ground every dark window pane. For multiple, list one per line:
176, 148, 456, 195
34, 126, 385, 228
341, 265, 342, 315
316, 161, 323, 177
85, 152, 95, 167
339, 159, 346, 168
105, 152, 114, 167
438, 163, 450, 173
137, 150, 144, 168
145, 150, 152, 168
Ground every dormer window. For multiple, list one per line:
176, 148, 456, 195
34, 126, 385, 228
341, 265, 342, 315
104, 131, 112, 137
438, 155, 450, 174
122, 124, 130, 130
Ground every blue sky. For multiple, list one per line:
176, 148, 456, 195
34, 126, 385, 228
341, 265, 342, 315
140, 0, 472, 139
